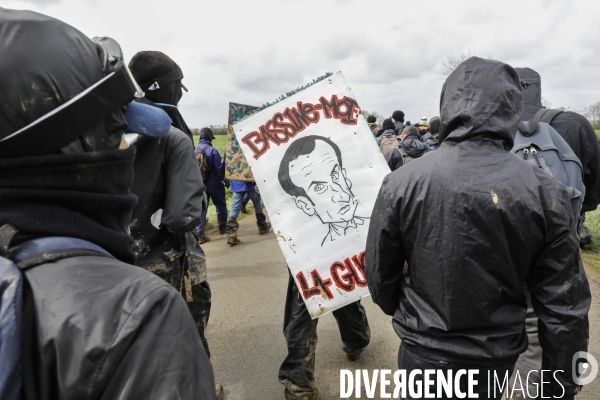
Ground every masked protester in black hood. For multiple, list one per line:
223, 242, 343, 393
421, 116, 440, 149
516, 67, 600, 247
129, 51, 194, 145
366, 57, 590, 400
127, 51, 223, 400
392, 110, 406, 134
0, 8, 216, 400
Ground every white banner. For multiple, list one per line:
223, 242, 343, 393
233, 72, 390, 318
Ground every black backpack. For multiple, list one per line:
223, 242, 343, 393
511, 108, 585, 229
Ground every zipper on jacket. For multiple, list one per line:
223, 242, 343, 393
523, 148, 529, 160
530, 146, 543, 169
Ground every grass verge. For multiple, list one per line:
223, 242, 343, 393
580, 210, 600, 276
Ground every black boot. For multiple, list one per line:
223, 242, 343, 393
226, 217, 240, 245
256, 212, 271, 235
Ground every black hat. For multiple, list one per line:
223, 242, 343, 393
0, 9, 169, 158
392, 110, 405, 122
129, 51, 186, 106
200, 127, 214, 142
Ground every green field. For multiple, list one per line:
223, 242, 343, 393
193, 134, 227, 154
581, 209, 600, 275
192, 134, 255, 232
577, 129, 600, 274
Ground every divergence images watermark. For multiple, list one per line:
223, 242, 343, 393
340, 352, 597, 399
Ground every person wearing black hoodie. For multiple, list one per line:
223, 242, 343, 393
422, 116, 441, 150
0, 8, 216, 399
366, 57, 590, 399
129, 51, 195, 145
392, 110, 406, 134
515, 67, 600, 246
128, 52, 222, 399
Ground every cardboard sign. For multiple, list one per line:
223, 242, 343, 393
225, 102, 258, 182
233, 72, 390, 318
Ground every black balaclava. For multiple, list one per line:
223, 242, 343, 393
0, 8, 125, 154
129, 51, 193, 141
382, 118, 395, 131
0, 8, 137, 262
514, 67, 543, 121
428, 116, 441, 134
200, 127, 214, 142
392, 110, 405, 122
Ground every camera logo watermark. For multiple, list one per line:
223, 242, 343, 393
572, 352, 598, 386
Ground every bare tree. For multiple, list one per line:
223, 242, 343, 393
362, 110, 385, 126
542, 97, 552, 109
586, 102, 600, 125
441, 51, 497, 77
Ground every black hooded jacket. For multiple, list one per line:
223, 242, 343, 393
366, 58, 590, 398
0, 9, 215, 400
516, 67, 600, 213
128, 122, 206, 290
422, 116, 440, 147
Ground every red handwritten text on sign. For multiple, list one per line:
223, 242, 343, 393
296, 251, 367, 300
241, 95, 360, 160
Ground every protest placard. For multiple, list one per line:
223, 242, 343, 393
233, 72, 390, 318
225, 102, 258, 182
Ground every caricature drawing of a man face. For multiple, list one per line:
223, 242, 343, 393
278, 135, 366, 245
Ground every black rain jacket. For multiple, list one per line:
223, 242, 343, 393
516, 67, 600, 213
129, 126, 207, 288
24, 255, 216, 400
366, 57, 590, 398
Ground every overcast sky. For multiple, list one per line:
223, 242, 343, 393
5, 0, 600, 128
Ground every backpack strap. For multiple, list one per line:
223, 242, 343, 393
530, 108, 563, 125
0, 224, 18, 258
518, 121, 533, 137
9, 237, 114, 270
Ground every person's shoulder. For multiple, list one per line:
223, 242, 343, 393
28, 255, 177, 308
25, 255, 195, 396
26, 254, 184, 332
553, 111, 593, 130
164, 127, 195, 156
166, 126, 191, 144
